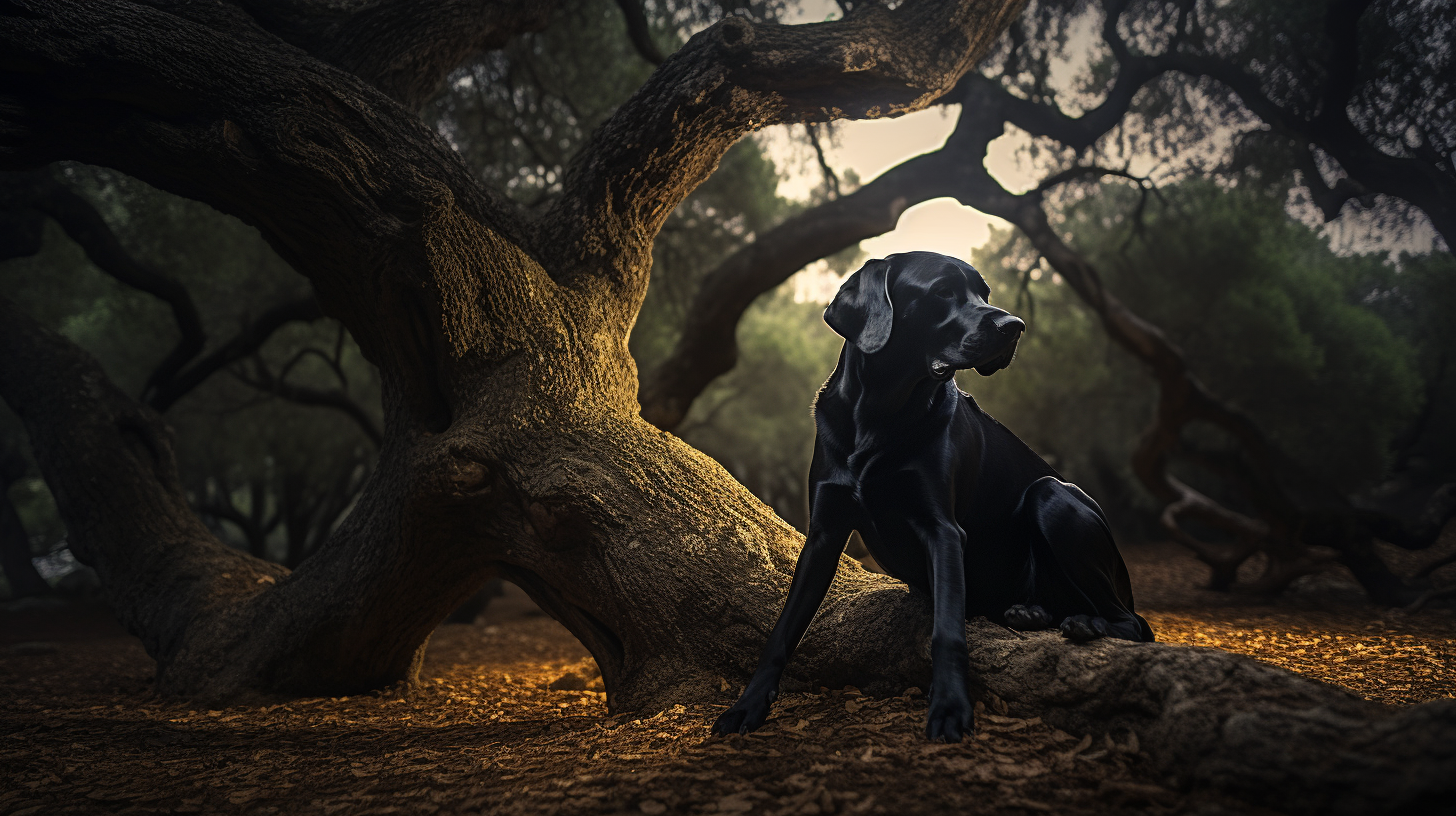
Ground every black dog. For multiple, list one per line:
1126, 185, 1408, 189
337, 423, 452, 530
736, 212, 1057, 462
712, 251, 1153, 743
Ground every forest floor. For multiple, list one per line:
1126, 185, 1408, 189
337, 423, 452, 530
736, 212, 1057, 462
3, 540, 1455, 816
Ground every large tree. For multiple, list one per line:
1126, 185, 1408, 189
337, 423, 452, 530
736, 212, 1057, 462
0, 0, 1023, 702
2, 2, 1455, 808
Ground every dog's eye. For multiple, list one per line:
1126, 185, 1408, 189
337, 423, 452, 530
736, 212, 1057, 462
933, 285, 956, 299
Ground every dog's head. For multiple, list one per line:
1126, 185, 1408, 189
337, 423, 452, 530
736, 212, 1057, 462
824, 251, 1024, 380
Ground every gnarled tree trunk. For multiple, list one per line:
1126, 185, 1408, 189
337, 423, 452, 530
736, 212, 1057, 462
0, 0, 1021, 703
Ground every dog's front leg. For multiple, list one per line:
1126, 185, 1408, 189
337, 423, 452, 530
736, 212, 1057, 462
712, 487, 853, 737
920, 518, 973, 742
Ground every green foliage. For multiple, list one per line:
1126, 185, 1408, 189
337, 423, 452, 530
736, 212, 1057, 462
958, 247, 1149, 484
426, 0, 659, 204
426, 0, 788, 206
1359, 250, 1456, 482
969, 180, 1427, 501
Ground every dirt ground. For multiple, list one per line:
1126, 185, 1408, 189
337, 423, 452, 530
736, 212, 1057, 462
3, 541, 1454, 816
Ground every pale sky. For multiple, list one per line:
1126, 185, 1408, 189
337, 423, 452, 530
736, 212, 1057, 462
750, 1, 1440, 305
759, 0, 1056, 302
757, 109, 1040, 303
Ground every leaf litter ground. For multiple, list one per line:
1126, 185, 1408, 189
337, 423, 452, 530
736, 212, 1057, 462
3, 540, 1454, 816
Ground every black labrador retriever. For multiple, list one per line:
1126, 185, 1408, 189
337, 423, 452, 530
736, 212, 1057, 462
712, 251, 1153, 743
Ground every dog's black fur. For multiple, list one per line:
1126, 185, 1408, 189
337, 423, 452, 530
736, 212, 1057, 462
712, 251, 1153, 743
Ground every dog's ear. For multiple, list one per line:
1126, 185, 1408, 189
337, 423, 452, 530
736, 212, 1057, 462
824, 258, 895, 354
974, 331, 1020, 376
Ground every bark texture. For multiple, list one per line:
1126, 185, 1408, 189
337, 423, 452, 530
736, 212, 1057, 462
968, 622, 1456, 816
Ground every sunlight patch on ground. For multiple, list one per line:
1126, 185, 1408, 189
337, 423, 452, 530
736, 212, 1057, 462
1146, 609, 1456, 706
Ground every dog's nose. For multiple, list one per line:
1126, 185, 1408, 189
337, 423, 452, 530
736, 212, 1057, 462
992, 313, 1025, 335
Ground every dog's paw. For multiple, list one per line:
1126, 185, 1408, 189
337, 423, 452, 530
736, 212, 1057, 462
1004, 604, 1053, 631
711, 686, 777, 737
925, 690, 974, 743
1059, 614, 1112, 643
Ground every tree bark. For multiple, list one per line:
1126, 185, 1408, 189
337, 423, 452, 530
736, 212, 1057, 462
968, 622, 1456, 816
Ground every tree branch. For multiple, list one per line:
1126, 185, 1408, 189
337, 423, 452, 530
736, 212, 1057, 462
990, 0, 1456, 249
1314, 0, 1376, 128
234, 355, 384, 446
0, 170, 329, 412
0, 0, 530, 428
538, 0, 1027, 295
639, 49, 1437, 602
0, 170, 207, 404
806, 123, 842, 199
149, 297, 325, 412
1289, 143, 1370, 222
638, 145, 987, 428
1147, 47, 1456, 249
613, 0, 665, 65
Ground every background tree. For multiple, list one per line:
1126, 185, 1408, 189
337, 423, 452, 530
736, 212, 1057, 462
639, 0, 1456, 602
0, 165, 372, 590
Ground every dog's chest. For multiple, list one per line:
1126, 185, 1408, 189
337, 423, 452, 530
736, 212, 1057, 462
824, 417, 963, 502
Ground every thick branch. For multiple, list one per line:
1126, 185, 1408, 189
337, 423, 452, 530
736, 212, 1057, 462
1314, 0, 1376, 128
966, 622, 1456, 815
0, 0, 530, 428
540, 0, 1027, 296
